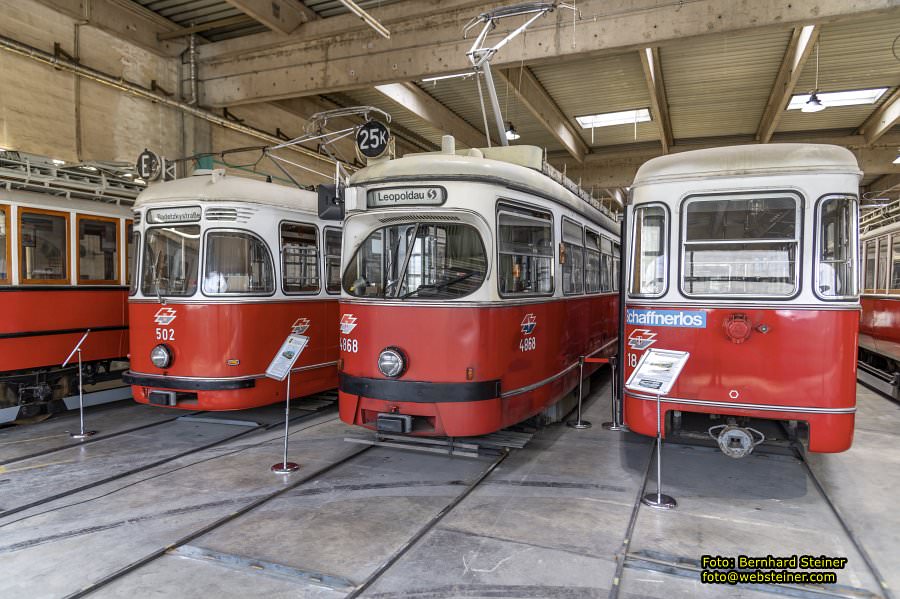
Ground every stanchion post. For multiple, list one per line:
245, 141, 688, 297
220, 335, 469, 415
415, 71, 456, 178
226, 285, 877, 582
566, 356, 591, 429
65, 330, 95, 440
641, 392, 676, 509
272, 370, 300, 474
602, 355, 627, 431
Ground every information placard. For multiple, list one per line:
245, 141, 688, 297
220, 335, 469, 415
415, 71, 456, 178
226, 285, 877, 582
265, 334, 309, 381
625, 349, 690, 396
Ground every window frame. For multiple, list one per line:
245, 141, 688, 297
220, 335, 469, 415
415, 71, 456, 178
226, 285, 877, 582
813, 194, 858, 302
677, 191, 804, 301
561, 216, 585, 296
201, 228, 276, 298
280, 220, 321, 296
76, 213, 120, 285
323, 226, 342, 296
19, 207, 71, 286
128, 227, 140, 296
584, 226, 602, 295
496, 200, 555, 299
141, 224, 203, 298
628, 202, 669, 299
0, 203, 9, 285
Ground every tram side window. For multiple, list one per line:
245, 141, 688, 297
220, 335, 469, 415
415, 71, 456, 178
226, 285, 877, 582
893, 236, 900, 292
498, 206, 553, 296
864, 240, 876, 290
325, 229, 342, 294
0, 206, 8, 284
600, 236, 613, 292
816, 196, 856, 298
20, 209, 68, 283
585, 229, 601, 293
877, 236, 889, 292
630, 205, 667, 297
204, 231, 274, 295
282, 223, 319, 293
78, 216, 118, 283
141, 225, 201, 297
562, 219, 584, 295
613, 242, 621, 292
128, 228, 139, 295
682, 196, 798, 297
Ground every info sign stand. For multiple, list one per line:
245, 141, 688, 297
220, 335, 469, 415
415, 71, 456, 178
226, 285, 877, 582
62, 330, 95, 440
625, 348, 690, 510
265, 334, 309, 475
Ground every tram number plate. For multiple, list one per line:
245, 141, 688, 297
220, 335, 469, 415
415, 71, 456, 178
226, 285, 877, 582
519, 337, 536, 352
340, 338, 358, 353
156, 328, 175, 341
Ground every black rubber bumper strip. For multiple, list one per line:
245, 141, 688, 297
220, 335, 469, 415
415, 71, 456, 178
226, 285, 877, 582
339, 373, 500, 403
123, 371, 256, 391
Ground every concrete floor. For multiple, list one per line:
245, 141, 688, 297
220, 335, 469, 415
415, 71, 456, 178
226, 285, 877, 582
0, 380, 897, 598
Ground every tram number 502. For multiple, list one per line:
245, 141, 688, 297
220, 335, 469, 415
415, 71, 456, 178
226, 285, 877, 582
519, 337, 537, 352
340, 338, 359, 353
155, 328, 175, 341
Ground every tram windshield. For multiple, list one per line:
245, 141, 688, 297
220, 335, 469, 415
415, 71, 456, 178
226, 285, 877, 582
682, 196, 799, 297
141, 225, 201, 297
343, 222, 486, 299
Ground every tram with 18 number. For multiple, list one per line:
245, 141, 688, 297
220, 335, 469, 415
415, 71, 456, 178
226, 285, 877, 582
622, 144, 861, 456
337, 137, 621, 437
125, 170, 341, 410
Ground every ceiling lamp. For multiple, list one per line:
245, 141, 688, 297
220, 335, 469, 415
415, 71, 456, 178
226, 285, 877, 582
802, 40, 826, 113
505, 122, 520, 141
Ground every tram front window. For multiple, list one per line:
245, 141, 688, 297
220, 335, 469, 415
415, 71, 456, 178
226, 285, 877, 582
682, 196, 799, 297
343, 222, 486, 299
816, 196, 857, 299
141, 225, 201, 297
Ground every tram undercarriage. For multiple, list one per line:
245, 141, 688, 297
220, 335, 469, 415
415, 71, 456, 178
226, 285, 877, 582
857, 347, 900, 401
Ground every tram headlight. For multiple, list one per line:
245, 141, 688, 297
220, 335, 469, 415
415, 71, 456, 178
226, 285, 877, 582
150, 344, 173, 369
377, 347, 406, 378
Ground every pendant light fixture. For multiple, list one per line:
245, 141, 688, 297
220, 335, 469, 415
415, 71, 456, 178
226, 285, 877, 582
802, 41, 826, 113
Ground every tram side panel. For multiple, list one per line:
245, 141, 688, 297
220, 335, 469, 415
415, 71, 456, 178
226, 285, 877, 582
128, 299, 338, 411
338, 294, 618, 437
859, 296, 900, 365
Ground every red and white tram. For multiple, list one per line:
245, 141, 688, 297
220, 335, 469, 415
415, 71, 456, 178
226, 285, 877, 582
622, 144, 861, 456
858, 207, 900, 400
0, 187, 134, 422
337, 138, 620, 437
125, 171, 341, 410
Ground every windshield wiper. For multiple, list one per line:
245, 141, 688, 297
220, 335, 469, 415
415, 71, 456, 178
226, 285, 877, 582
400, 271, 475, 299
151, 249, 167, 306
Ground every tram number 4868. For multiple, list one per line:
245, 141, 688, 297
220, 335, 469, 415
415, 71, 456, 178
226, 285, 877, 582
519, 337, 537, 352
340, 338, 359, 353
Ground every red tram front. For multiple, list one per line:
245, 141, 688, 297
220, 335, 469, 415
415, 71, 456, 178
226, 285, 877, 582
337, 141, 620, 437
125, 171, 341, 411
622, 144, 861, 455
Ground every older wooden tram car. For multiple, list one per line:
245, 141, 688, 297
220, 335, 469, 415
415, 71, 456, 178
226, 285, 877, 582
337, 139, 621, 437
858, 207, 900, 400
622, 144, 861, 456
125, 171, 341, 410
0, 187, 134, 423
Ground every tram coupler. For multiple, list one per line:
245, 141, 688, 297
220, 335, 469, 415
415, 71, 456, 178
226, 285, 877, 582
708, 422, 766, 458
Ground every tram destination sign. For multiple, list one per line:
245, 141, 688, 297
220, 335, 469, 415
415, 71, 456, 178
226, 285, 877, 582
147, 206, 202, 224
367, 186, 447, 208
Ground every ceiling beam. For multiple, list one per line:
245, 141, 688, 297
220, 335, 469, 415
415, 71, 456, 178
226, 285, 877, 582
373, 82, 489, 149
553, 130, 900, 189
224, 0, 316, 35
30, 0, 187, 56
639, 47, 673, 153
195, 0, 896, 106
497, 67, 588, 162
756, 24, 820, 143
157, 15, 256, 41
857, 87, 900, 145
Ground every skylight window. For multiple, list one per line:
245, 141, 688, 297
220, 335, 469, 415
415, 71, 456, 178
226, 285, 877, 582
576, 108, 651, 129
787, 87, 888, 110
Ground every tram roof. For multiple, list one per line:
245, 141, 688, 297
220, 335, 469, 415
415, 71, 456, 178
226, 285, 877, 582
134, 171, 317, 212
349, 146, 618, 232
633, 144, 862, 187
0, 187, 133, 217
